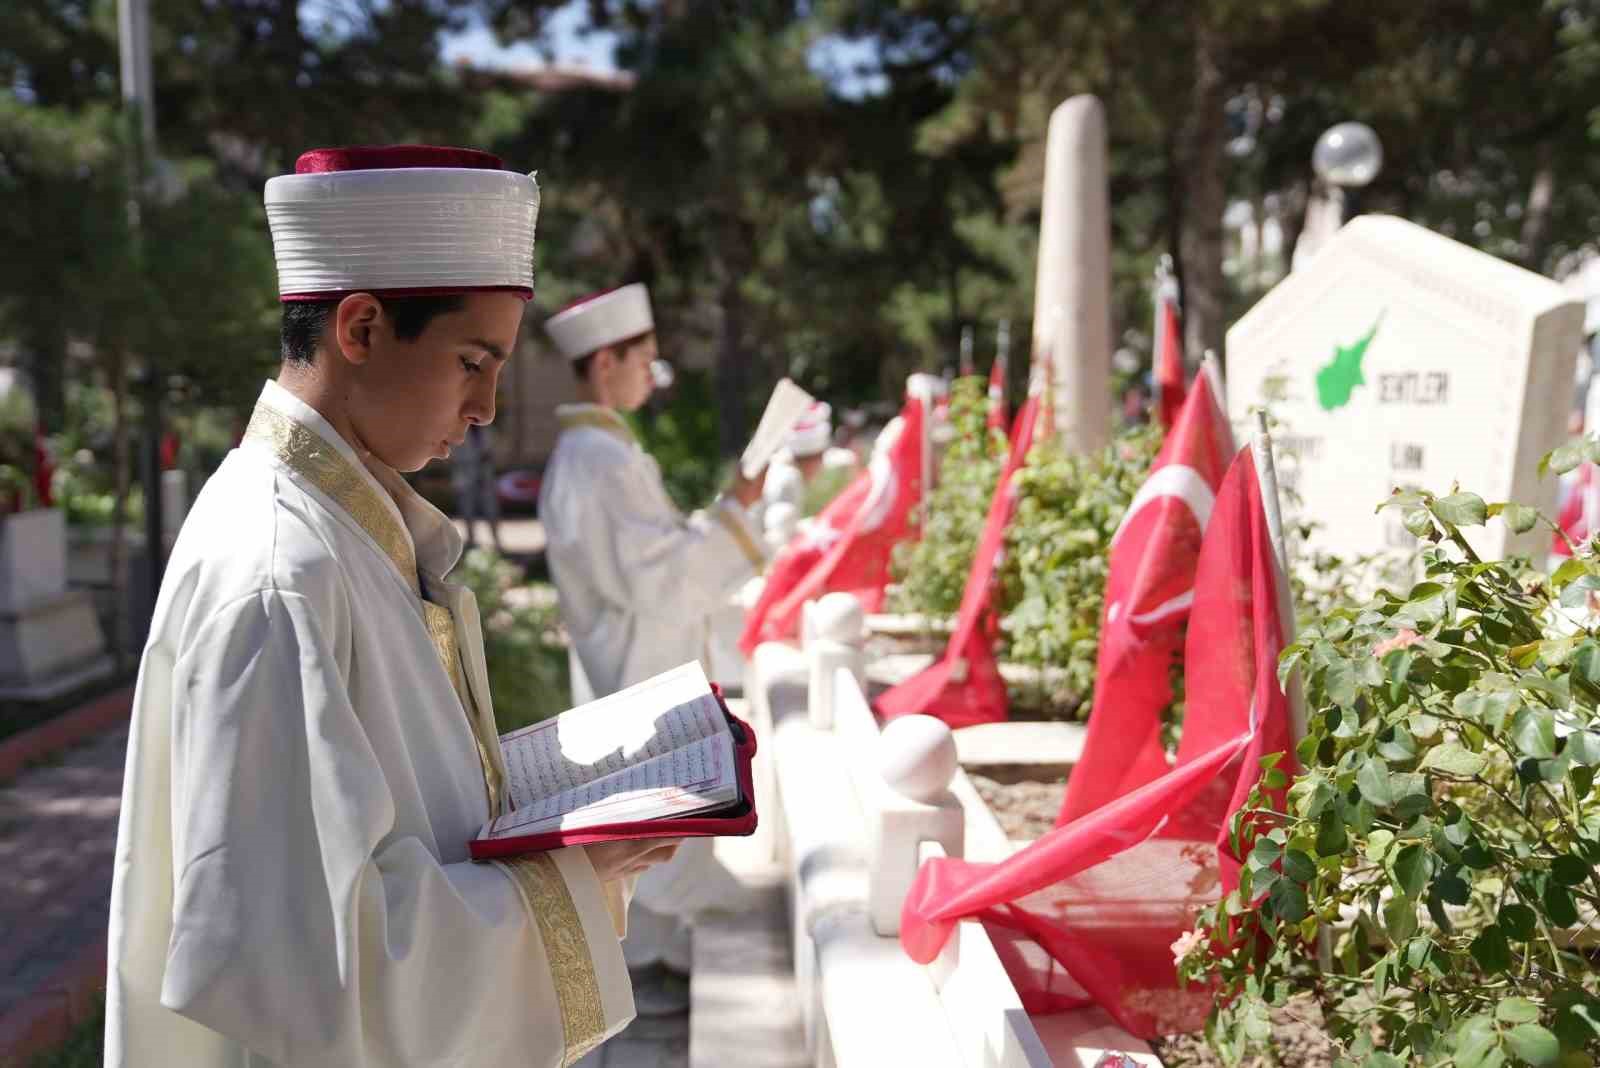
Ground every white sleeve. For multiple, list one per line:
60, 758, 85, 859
547, 443, 766, 620
158, 590, 633, 1067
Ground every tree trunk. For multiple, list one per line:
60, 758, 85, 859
1175, 22, 1229, 362
1519, 141, 1556, 273
714, 262, 750, 461
26, 322, 66, 434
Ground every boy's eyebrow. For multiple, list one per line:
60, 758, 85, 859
465, 337, 509, 362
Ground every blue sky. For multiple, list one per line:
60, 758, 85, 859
437, 2, 887, 97
440, 5, 619, 72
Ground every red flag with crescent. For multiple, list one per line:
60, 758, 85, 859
739, 392, 926, 653
1055, 371, 1234, 825
1155, 277, 1187, 431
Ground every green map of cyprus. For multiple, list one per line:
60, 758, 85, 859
1315, 311, 1384, 411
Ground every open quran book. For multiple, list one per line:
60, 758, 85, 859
467, 662, 758, 860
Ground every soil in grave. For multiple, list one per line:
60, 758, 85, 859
1151, 998, 1336, 1068
968, 773, 1338, 1068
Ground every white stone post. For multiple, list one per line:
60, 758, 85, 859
868, 714, 966, 937
805, 592, 865, 731
1033, 95, 1112, 454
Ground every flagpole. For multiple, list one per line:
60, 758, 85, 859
1251, 410, 1330, 971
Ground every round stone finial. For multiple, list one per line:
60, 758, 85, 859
811, 592, 864, 644
878, 715, 958, 802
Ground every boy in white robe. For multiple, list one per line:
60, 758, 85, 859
106, 145, 681, 1068
539, 285, 766, 1011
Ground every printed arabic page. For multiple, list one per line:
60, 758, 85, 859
484, 730, 739, 840
497, 662, 726, 811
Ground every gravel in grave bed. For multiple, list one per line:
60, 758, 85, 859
966, 770, 1337, 1068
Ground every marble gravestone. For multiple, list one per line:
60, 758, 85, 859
1226, 214, 1585, 563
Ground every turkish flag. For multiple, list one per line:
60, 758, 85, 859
875, 393, 1041, 728
1055, 372, 1234, 826
1155, 283, 1186, 430
986, 355, 1008, 434
739, 392, 927, 653
899, 444, 1296, 1039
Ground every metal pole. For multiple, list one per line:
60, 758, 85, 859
958, 325, 975, 378
119, 0, 165, 600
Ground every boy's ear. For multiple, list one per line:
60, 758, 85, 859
332, 293, 385, 366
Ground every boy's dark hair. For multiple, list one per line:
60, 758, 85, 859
567, 330, 653, 382
280, 294, 467, 364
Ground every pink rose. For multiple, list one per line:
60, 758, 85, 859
1372, 629, 1424, 658
1170, 928, 1206, 966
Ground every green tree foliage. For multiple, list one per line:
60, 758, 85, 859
888, 375, 1005, 619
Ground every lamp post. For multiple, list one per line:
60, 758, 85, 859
1312, 121, 1383, 224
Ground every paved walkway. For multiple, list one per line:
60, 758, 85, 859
0, 726, 125, 1020
0, 719, 692, 1067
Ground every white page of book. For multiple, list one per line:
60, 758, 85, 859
484, 730, 739, 839
740, 378, 816, 479
497, 662, 727, 812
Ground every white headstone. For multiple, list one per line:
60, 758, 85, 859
1033, 95, 1112, 454
1226, 215, 1584, 562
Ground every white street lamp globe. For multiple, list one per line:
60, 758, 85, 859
1312, 122, 1383, 188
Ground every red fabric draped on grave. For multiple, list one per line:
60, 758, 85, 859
739, 391, 927, 654
899, 444, 1296, 1040
873, 391, 1042, 729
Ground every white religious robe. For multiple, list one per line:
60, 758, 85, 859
539, 404, 766, 699
106, 382, 634, 1068
539, 404, 765, 967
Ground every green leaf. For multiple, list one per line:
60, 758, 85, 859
1572, 645, 1600, 701
1545, 882, 1581, 928
1507, 1024, 1561, 1068
1513, 706, 1558, 759
1384, 895, 1418, 942
1547, 442, 1587, 476
1403, 508, 1435, 538
1358, 758, 1394, 807
1282, 849, 1317, 884
1269, 877, 1308, 922
1325, 658, 1360, 708
1317, 807, 1348, 856
1565, 731, 1600, 767
1456, 1019, 1500, 1068
1366, 829, 1396, 863
1377, 725, 1419, 763
1436, 870, 1472, 906
1421, 742, 1487, 777
1433, 492, 1488, 527
1392, 843, 1430, 898
1501, 903, 1538, 940
1552, 855, 1591, 887
1469, 925, 1513, 974
1455, 690, 1520, 732
1502, 503, 1540, 534
1562, 575, 1600, 610
1499, 999, 1543, 1025
1553, 557, 1590, 590
1365, 1053, 1404, 1068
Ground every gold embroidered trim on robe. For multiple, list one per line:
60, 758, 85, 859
494, 854, 607, 1066
710, 497, 766, 570
421, 599, 504, 817
244, 405, 420, 595
555, 406, 636, 445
